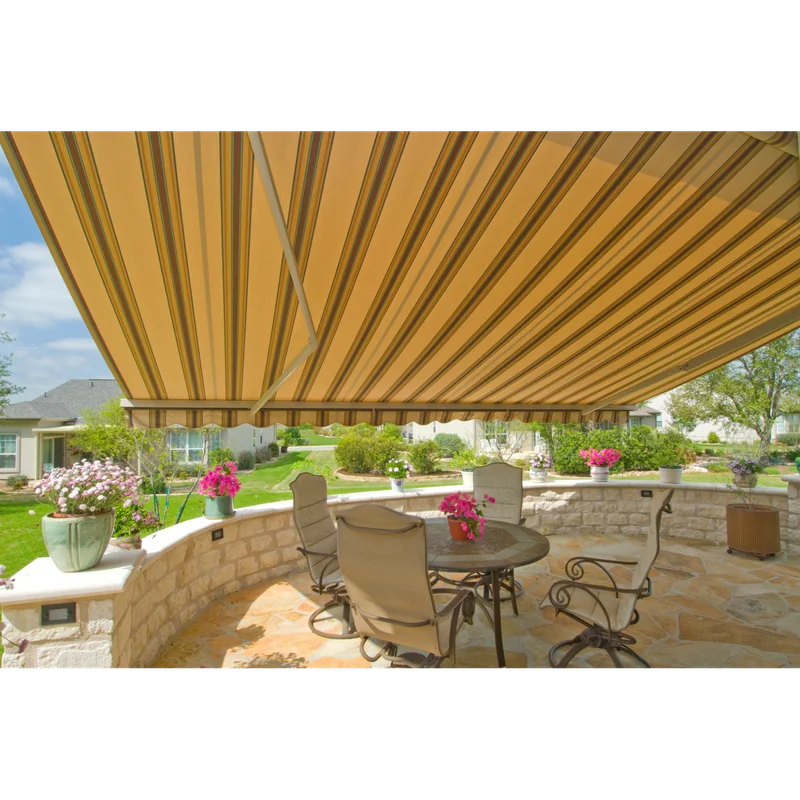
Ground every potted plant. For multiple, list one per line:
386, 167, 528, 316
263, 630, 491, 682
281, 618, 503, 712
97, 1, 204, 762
725, 482, 780, 560
728, 458, 761, 488
658, 464, 683, 484
452, 449, 490, 488
529, 452, 551, 482
579, 448, 622, 482
438, 491, 496, 541
795, 456, 800, 475
109, 500, 161, 550
198, 460, 241, 519
385, 458, 411, 493
33, 458, 140, 572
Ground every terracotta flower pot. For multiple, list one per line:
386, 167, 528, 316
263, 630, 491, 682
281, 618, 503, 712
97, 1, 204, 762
447, 517, 472, 541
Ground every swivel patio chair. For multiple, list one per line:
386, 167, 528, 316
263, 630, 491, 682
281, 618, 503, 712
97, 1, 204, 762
544, 489, 674, 668
335, 504, 476, 668
470, 462, 526, 613
290, 472, 356, 639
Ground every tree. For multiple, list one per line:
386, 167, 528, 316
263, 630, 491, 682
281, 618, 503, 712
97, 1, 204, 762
0, 318, 23, 411
481, 420, 532, 463
666, 330, 800, 463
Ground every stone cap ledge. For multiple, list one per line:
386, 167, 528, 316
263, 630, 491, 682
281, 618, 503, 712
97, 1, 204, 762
2, 548, 146, 607
781, 474, 800, 484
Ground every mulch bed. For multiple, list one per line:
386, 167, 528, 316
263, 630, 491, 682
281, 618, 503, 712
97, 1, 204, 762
335, 469, 460, 482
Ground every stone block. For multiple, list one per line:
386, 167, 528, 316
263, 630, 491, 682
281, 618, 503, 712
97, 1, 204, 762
37, 641, 113, 668
260, 551, 280, 569
200, 550, 221, 572
238, 517, 267, 538
180, 558, 201, 585
166, 586, 191, 617
605, 513, 629, 525
166, 545, 189, 572
222, 579, 242, 595
279, 546, 303, 564
147, 604, 167, 637
189, 574, 211, 600
155, 572, 178, 604
144, 558, 167, 585
2, 606, 41, 633
698, 505, 727, 519
116, 609, 132, 649
628, 513, 650, 526
236, 556, 259, 578
250, 533, 277, 553
276, 529, 298, 547
2, 651, 27, 668
583, 513, 605, 526
267, 513, 291, 531
191, 535, 212, 556
210, 563, 236, 589
225, 541, 248, 563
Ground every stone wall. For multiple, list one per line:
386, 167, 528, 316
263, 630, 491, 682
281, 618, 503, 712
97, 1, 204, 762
2, 479, 793, 668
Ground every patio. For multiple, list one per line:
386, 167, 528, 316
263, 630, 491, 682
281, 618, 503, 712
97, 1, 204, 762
151, 530, 800, 669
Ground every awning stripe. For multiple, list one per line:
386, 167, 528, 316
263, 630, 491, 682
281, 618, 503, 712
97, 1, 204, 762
54, 132, 167, 399
0, 132, 132, 398
401, 131, 670, 402
350, 130, 547, 401
137, 131, 205, 400
294, 131, 409, 399
464, 135, 767, 403
425, 131, 725, 404
324, 131, 478, 400
262, 132, 332, 393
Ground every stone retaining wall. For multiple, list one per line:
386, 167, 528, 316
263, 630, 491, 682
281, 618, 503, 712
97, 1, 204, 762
2, 479, 794, 668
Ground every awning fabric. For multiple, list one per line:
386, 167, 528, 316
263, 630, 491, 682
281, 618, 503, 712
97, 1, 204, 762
3, 131, 799, 429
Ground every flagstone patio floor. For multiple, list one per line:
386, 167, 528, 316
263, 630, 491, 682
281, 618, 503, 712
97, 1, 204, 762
151, 532, 800, 668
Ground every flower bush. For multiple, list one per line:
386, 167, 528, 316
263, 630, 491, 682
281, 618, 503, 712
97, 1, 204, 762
530, 452, 551, 470
198, 461, 241, 498
0, 563, 14, 591
113, 500, 161, 539
385, 458, 411, 479
727, 458, 762, 476
580, 448, 622, 468
34, 459, 140, 515
438, 491, 496, 541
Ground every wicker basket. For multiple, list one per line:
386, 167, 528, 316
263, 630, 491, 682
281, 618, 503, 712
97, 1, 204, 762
726, 504, 780, 560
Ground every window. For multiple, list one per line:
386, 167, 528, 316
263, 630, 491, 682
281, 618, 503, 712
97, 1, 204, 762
782, 414, 800, 434
0, 434, 17, 470
655, 414, 663, 429
168, 428, 221, 463
630, 417, 642, 427
484, 420, 508, 446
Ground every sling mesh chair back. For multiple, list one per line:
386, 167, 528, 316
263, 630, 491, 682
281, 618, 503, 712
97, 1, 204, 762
336, 504, 475, 668
290, 472, 355, 639
470, 462, 525, 612
545, 489, 674, 668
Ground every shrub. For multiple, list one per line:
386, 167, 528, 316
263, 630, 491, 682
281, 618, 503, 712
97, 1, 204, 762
380, 423, 404, 441
335, 434, 374, 473
254, 446, 271, 464
5, 474, 28, 490
354, 423, 376, 438
329, 422, 346, 437
236, 450, 255, 471
763, 466, 781, 475
706, 463, 730, 473
786, 448, 800, 463
267, 442, 280, 458
704, 448, 715, 456
407, 440, 441, 474
371, 433, 403, 473
281, 427, 305, 446
141, 472, 168, 494
209, 447, 235, 467
777, 433, 800, 446
298, 422, 313, 430
173, 463, 203, 477
297, 457, 333, 479
434, 433, 465, 458
707, 431, 720, 443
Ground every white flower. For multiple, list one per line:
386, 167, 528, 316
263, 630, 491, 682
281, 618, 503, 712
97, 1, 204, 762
28, 510, 35, 516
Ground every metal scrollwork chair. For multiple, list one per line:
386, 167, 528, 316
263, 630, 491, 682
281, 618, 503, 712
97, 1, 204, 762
290, 473, 357, 640
544, 489, 674, 668
336, 504, 476, 668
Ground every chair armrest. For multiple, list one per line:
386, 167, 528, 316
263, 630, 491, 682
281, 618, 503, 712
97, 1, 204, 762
297, 546, 336, 560
296, 547, 341, 590
432, 588, 474, 619
565, 556, 637, 595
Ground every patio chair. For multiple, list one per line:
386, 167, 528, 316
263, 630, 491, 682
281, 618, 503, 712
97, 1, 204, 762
335, 504, 476, 668
544, 489, 674, 668
471, 462, 525, 613
290, 472, 356, 640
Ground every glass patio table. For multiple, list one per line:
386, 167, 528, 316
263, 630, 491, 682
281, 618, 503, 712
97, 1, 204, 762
425, 518, 550, 667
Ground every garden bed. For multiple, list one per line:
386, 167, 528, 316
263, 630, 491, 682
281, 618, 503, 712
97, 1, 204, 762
334, 468, 461, 482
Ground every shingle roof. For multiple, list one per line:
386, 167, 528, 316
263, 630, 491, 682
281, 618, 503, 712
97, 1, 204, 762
0, 379, 121, 422
630, 405, 660, 416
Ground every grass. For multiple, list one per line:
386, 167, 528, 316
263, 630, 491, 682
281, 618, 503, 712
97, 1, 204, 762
297, 433, 341, 446
551, 471, 788, 488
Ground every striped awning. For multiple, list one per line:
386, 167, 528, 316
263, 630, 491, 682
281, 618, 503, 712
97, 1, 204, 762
3, 131, 799, 429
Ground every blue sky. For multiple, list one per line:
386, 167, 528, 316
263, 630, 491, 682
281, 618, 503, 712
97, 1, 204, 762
0, 147, 113, 402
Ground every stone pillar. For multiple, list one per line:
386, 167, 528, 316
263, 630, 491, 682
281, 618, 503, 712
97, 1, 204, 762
782, 475, 800, 554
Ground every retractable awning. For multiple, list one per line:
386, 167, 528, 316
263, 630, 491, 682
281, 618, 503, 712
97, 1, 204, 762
3, 131, 799, 428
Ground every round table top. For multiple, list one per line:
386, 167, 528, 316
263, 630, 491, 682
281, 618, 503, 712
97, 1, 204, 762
425, 518, 550, 572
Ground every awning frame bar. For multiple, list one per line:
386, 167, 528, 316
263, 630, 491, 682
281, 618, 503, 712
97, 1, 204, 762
247, 132, 318, 415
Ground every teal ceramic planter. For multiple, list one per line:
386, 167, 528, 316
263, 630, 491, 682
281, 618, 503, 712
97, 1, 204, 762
42, 510, 115, 573
204, 495, 235, 519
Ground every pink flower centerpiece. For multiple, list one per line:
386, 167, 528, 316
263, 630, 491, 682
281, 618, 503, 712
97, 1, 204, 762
199, 461, 241, 519
438, 491, 495, 541
579, 448, 622, 482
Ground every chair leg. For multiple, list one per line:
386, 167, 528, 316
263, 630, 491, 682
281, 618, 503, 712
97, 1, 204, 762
549, 635, 589, 668
508, 569, 519, 616
618, 643, 652, 668
308, 598, 359, 640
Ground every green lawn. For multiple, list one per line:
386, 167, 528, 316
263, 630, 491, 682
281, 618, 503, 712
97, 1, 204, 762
551, 471, 787, 488
298, 434, 341, 446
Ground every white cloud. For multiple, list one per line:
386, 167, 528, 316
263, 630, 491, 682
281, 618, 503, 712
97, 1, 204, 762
0, 242, 81, 326
0, 148, 8, 168
0, 175, 15, 197
46, 337, 99, 352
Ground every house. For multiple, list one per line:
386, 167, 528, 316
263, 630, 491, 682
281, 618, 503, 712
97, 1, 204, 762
0, 379, 277, 479
627, 405, 662, 429
402, 419, 535, 455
